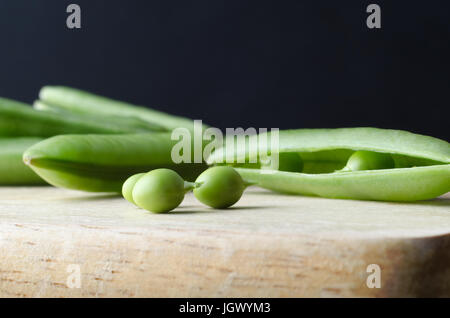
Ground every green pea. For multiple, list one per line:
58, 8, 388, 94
193, 166, 245, 209
132, 169, 186, 213
341, 150, 394, 172
270, 152, 303, 172
122, 173, 145, 205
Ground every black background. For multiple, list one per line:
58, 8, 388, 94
0, 0, 449, 139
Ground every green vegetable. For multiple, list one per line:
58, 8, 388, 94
122, 167, 244, 212
339, 150, 394, 172
265, 152, 304, 172
39, 86, 200, 131
0, 138, 46, 184
207, 128, 450, 201
193, 166, 245, 208
23, 133, 208, 192
122, 173, 145, 204
0, 96, 166, 186
33, 100, 166, 133
132, 169, 188, 213
0, 97, 159, 137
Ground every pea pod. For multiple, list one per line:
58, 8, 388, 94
39, 86, 200, 131
0, 97, 164, 137
0, 138, 46, 184
207, 128, 450, 202
33, 100, 166, 132
23, 133, 208, 192
0, 97, 166, 185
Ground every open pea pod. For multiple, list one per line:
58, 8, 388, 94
0, 138, 46, 185
23, 133, 207, 192
207, 128, 450, 202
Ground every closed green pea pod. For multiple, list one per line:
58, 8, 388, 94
23, 133, 208, 193
39, 86, 201, 131
33, 100, 166, 133
0, 97, 161, 137
0, 97, 167, 186
0, 138, 46, 185
207, 128, 450, 202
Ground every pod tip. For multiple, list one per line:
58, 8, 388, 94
23, 155, 32, 166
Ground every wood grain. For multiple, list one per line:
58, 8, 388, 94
0, 186, 449, 297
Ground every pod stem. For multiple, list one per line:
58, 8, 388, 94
184, 181, 200, 193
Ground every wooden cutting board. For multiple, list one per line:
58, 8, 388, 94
0, 186, 449, 297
